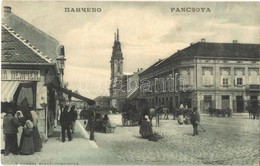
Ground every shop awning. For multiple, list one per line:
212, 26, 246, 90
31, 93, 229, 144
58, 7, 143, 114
49, 83, 95, 105
1, 81, 20, 102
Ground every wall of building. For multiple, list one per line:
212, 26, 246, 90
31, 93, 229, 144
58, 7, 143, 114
139, 57, 260, 113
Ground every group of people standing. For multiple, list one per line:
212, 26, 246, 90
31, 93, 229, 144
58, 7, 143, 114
139, 106, 201, 139
2, 105, 42, 156
59, 105, 78, 142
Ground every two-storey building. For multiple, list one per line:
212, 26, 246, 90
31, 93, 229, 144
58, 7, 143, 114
139, 39, 260, 112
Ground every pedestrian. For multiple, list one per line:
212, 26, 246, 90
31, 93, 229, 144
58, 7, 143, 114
3, 107, 20, 156
89, 107, 96, 140
31, 111, 42, 152
15, 110, 25, 147
139, 115, 153, 139
190, 107, 200, 136
1, 112, 7, 153
69, 105, 77, 134
60, 105, 72, 142
15, 110, 26, 126
102, 114, 112, 133
19, 120, 34, 155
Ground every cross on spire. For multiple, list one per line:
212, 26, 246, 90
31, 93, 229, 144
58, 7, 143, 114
117, 28, 119, 41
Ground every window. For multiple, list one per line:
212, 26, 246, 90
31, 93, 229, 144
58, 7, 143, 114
180, 70, 190, 86
222, 95, 230, 100
202, 70, 213, 86
237, 78, 243, 85
222, 78, 229, 85
117, 65, 120, 72
204, 95, 212, 101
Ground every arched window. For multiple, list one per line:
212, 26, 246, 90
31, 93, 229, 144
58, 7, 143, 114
235, 70, 244, 86
221, 70, 230, 86
180, 70, 189, 86
202, 70, 213, 86
249, 70, 259, 84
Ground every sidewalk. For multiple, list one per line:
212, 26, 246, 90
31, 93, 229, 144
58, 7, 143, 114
1, 120, 106, 165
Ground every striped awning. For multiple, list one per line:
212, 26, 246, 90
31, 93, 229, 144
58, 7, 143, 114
1, 81, 20, 102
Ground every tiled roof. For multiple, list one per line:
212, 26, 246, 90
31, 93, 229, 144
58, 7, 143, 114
140, 42, 260, 75
172, 42, 260, 60
1, 24, 51, 63
139, 59, 165, 76
3, 11, 62, 62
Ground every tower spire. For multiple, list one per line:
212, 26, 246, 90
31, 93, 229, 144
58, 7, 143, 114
117, 28, 119, 41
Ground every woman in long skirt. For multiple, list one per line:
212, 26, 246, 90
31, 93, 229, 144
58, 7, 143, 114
31, 111, 42, 152
19, 120, 34, 155
139, 116, 153, 139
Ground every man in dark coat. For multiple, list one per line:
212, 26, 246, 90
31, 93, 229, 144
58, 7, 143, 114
60, 105, 72, 142
3, 107, 20, 156
88, 107, 96, 141
190, 107, 200, 136
69, 105, 77, 134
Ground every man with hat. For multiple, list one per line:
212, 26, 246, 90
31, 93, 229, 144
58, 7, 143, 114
190, 107, 200, 136
3, 107, 20, 156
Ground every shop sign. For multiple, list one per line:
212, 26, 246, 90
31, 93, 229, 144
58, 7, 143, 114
1, 69, 41, 81
249, 84, 260, 92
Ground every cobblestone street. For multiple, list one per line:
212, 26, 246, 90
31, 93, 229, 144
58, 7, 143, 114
93, 114, 259, 165
1, 114, 259, 165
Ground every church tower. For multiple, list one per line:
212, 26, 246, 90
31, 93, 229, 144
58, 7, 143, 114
110, 29, 124, 108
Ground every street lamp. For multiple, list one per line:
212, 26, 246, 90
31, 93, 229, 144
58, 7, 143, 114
56, 54, 66, 76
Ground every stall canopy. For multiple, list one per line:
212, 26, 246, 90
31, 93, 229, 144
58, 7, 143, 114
48, 83, 95, 105
1, 81, 20, 102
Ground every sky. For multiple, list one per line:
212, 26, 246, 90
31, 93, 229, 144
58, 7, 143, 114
2, 1, 260, 99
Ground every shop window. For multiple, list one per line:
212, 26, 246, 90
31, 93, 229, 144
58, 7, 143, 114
222, 95, 229, 100
250, 96, 257, 100
204, 95, 212, 101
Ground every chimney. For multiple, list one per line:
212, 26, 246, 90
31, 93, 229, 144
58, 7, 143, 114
201, 38, 206, 42
233, 40, 238, 43
4, 6, 11, 16
58, 45, 65, 55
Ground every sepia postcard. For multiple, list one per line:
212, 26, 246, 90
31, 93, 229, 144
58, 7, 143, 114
1, 0, 259, 165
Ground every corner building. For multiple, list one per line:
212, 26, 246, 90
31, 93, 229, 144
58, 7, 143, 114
1, 6, 65, 140
139, 40, 260, 113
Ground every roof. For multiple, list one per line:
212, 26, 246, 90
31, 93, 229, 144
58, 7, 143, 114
111, 29, 123, 59
138, 59, 165, 76
173, 42, 260, 60
49, 83, 95, 105
140, 42, 260, 76
2, 9, 63, 62
94, 96, 110, 102
1, 24, 51, 63
127, 88, 139, 100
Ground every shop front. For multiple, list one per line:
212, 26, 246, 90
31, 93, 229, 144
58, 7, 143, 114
1, 67, 58, 141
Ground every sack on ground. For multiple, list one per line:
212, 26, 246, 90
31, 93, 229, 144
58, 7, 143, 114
148, 132, 164, 142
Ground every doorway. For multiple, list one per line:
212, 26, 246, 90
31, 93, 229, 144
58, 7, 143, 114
236, 96, 244, 112
221, 95, 230, 109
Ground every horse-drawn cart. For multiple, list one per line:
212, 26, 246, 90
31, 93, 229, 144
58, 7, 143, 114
121, 103, 142, 126
121, 112, 141, 126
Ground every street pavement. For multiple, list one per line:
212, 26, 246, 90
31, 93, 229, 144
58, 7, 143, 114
1, 121, 116, 165
1, 113, 259, 165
